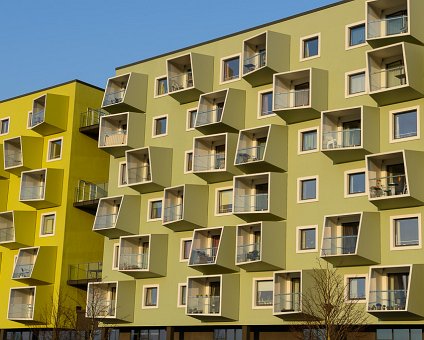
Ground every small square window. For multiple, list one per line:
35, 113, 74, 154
177, 283, 187, 307
118, 162, 127, 186
298, 177, 318, 202
393, 216, 420, 248
148, 199, 162, 221
184, 151, 193, 173
298, 227, 317, 251
301, 35, 320, 60
347, 72, 366, 96
348, 24, 365, 47
393, 109, 418, 140
258, 91, 274, 117
0, 118, 10, 135
186, 108, 197, 130
40, 213, 56, 236
299, 128, 318, 153
180, 238, 192, 261
221, 56, 240, 83
112, 243, 120, 270
47, 138, 62, 161
253, 279, 273, 308
155, 76, 168, 97
347, 277, 366, 301
216, 188, 233, 215
143, 285, 159, 308
348, 171, 365, 195
152, 115, 168, 137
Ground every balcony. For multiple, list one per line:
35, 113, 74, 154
321, 106, 380, 163
125, 147, 172, 193
235, 124, 287, 172
73, 180, 108, 215
320, 212, 380, 267
166, 52, 213, 103
0, 211, 36, 249
93, 195, 140, 238
162, 184, 208, 231
29, 93, 68, 135
366, 150, 424, 209
3, 136, 43, 175
195, 88, 245, 133
367, 42, 424, 105
8, 286, 52, 322
186, 274, 239, 320
12, 246, 56, 283
67, 262, 102, 288
86, 281, 135, 322
236, 221, 285, 271
19, 168, 63, 209
118, 234, 167, 278
273, 68, 328, 124
102, 72, 147, 113
79, 108, 108, 140
233, 172, 286, 221
242, 31, 289, 86
98, 112, 145, 157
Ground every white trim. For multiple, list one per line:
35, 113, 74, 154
297, 126, 319, 155
39, 211, 56, 237
151, 114, 168, 138
297, 175, 319, 203
299, 32, 321, 61
252, 277, 274, 309
46, 137, 63, 162
296, 225, 318, 253
147, 198, 163, 222
389, 105, 420, 143
257, 88, 276, 119
186, 107, 198, 131
154, 75, 168, 98
345, 69, 367, 98
219, 53, 242, 85
344, 274, 368, 303
184, 150, 193, 174
112, 243, 120, 270
177, 283, 187, 308
214, 186, 233, 216
345, 21, 367, 50
0, 116, 10, 136
142, 284, 159, 309
117, 161, 128, 187
26, 111, 33, 130
390, 213, 422, 251
344, 168, 367, 198
179, 237, 192, 262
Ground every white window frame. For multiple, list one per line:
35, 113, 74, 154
345, 21, 367, 50
0, 117, 10, 136
186, 107, 198, 131
296, 225, 318, 253
257, 89, 276, 119
147, 198, 163, 222
142, 284, 159, 309
300, 33, 321, 61
390, 214, 422, 251
252, 277, 274, 309
39, 212, 56, 237
46, 137, 63, 162
26, 111, 33, 129
177, 283, 187, 308
154, 75, 168, 98
152, 114, 168, 138
344, 168, 367, 198
219, 53, 241, 85
117, 161, 128, 187
214, 186, 233, 216
179, 237, 192, 262
184, 150, 193, 174
389, 106, 420, 143
297, 126, 319, 155
344, 274, 367, 303
297, 175, 319, 203
112, 243, 120, 270
345, 69, 367, 98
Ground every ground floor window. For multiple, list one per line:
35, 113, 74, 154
131, 329, 166, 340
377, 329, 422, 340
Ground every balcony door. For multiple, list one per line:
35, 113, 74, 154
342, 120, 361, 147
341, 221, 359, 254
386, 163, 406, 195
255, 183, 268, 211
291, 278, 301, 311
388, 272, 409, 309
209, 281, 220, 313
386, 10, 408, 36
256, 137, 267, 161
214, 144, 225, 170
385, 60, 405, 88
294, 82, 310, 107
215, 102, 224, 122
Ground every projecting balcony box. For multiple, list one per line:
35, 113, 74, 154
192, 133, 239, 183
0, 211, 36, 249
125, 147, 172, 193
233, 172, 286, 221
321, 106, 380, 164
98, 112, 145, 158
367, 265, 424, 319
366, 0, 424, 46
320, 212, 380, 267
79, 107, 108, 140
235, 124, 287, 173
195, 88, 245, 133
0, 146, 9, 179
242, 31, 289, 86
3, 136, 43, 175
12, 246, 57, 284
93, 195, 140, 239
8, 286, 53, 322
67, 262, 102, 288
236, 221, 285, 271
101, 72, 147, 113
19, 168, 63, 209
162, 184, 208, 231
166, 52, 213, 103
189, 227, 238, 274
29, 93, 68, 135
86, 281, 136, 323
367, 42, 424, 105
118, 234, 167, 278
272, 68, 328, 124
186, 274, 239, 321
366, 150, 424, 209
73, 180, 108, 215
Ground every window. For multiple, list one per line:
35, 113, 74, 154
299, 128, 318, 153
184, 151, 193, 173
186, 108, 197, 130
40, 213, 56, 236
112, 243, 120, 270
152, 115, 168, 137
253, 279, 273, 308
392, 108, 419, 141
376, 329, 422, 340
347, 171, 366, 196
301, 34, 320, 60
258, 90, 274, 117
214, 329, 242, 340
148, 199, 162, 221
347, 71, 366, 96
47, 138, 63, 161
133, 329, 167, 340
143, 285, 159, 308
155, 76, 168, 97
347, 277, 366, 301
347, 23, 365, 47
180, 238, 192, 261
216, 188, 233, 215
221, 55, 240, 83
297, 226, 317, 252
392, 215, 420, 249
0, 117, 9, 135
118, 162, 127, 186
177, 283, 187, 307
298, 177, 318, 202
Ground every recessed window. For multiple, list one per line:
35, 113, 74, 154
152, 115, 168, 137
143, 285, 159, 308
155, 76, 168, 97
216, 188, 233, 215
186, 108, 197, 130
118, 162, 127, 186
392, 109, 418, 141
348, 171, 366, 195
177, 283, 187, 307
347, 277, 366, 301
258, 90, 273, 117
180, 238, 192, 261
47, 138, 63, 161
299, 128, 318, 153
298, 177, 318, 202
184, 151, 193, 173
347, 71, 366, 96
40, 213, 56, 236
348, 24, 365, 47
0, 117, 10, 135
297, 226, 317, 252
393, 216, 420, 248
301, 34, 320, 60
253, 279, 273, 308
112, 243, 120, 270
221, 55, 240, 83
148, 199, 162, 221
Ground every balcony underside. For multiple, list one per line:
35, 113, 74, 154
367, 34, 421, 48
243, 66, 274, 87
186, 313, 235, 322
169, 87, 203, 104
193, 170, 234, 183
73, 199, 100, 215
162, 220, 198, 232
67, 277, 101, 289
322, 254, 378, 267
274, 311, 307, 321
195, 122, 239, 134
370, 195, 422, 210
275, 107, 320, 124
189, 263, 237, 275
322, 148, 370, 164
370, 86, 423, 106
235, 161, 284, 174
233, 211, 282, 222
367, 310, 422, 321
237, 260, 281, 272
79, 124, 100, 140
127, 181, 165, 194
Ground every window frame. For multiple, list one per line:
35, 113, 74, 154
389, 106, 420, 143
179, 237, 192, 262
298, 126, 319, 154
177, 283, 187, 308
147, 198, 163, 222
297, 176, 319, 203
345, 69, 367, 98
154, 75, 168, 98
0, 117, 10, 136
152, 114, 168, 138
257, 89, 275, 119
390, 214, 422, 251
252, 277, 274, 309
142, 284, 159, 309
345, 21, 366, 50
186, 107, 198, 131
344, 168, 367, 198
296, 225, 318, 253
112, 243, 120, 270
46, 137, 63, 162
344, 274, 367, 303
215, 186, 233, 216
39, 212, 56, 237
184, 150, 193, 174
219, 53, 241, 85
300, 33, 321, 61
117, 161, 128, 187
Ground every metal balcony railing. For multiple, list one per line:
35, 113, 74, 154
94, 213, 119, 230
20, 185, 45, 200
367, 15, 408, 39
80, 108, 108, 128
193, 154, 225, 172
29, 110, 45, 127
12, 263, 35, 279
274, 292, 301, 313
127, 165, 151, 184
0, 226, 14, 242
274, 89, 310, 110
187, 295, 220, 314
119, 253, 149, 270
163, 204, 183, 223
4, 151, 22, 168
370, 66, 406, 92
234, 193, 268, 213
195, 108, 224, 127
8, 303, 33, 319
189, 247, 219, 265
368, 289, 407, 310
103, 90, 125, 106
321, 129, 361, 150
68, 262, 102, 282
243, 50, 266, 73
369, 174, 407, 198
101, 130, 127, 146
321, 235, 358, 256
168, 72, 193, 92
237, 242, 261, 263
236, 145, 266, 164
74, 181, 108, 203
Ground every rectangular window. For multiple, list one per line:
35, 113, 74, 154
155, 76, 168, 96
348, 172, 365, 195
393, 109, 418, 140
180, 239, 192, 261
259, 91, 273, 117
178, 284, 187, 307
187, 109, 197, 130
348, 277, 366, 300
214, 329, 242, 340
47, 138, 63, 161
112, 243, 120, 270
148, 199, 162, 220
41, 213, 55, 236
119, 162, 127, 186
348, 72, 365, 95
376, 329, 422, 340
302, 35, 319, 59
300, 129, 317, 152
153, 116, 168, 137
394, 217, 419, 247
0, 118, 10, 135
143, 286, 159, 308
216, 188, 233, 214
185, 151, 193, 173
299, 177, 318, 202
222, 56, 240, 82
254, 279, 273, 307
300, 228, 316, 251
348, 24, 365, 46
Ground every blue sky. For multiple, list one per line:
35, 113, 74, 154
0, 0, 338, 100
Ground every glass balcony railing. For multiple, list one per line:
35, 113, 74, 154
103, 90, 125, 106
68, 262, 102, 282
94, 213, 119, 230
195, 108, 224, 127
88, 299, 116, 317
370, 66, 406, 91
74, 182, 107, 203
368, 15, 408, 39
189, 247, 219, 265
127, 165, 151, 184
8, 303, 33, 319
30, 110, 45, 127
168, 72, 193, 92
119, 253, 149, 270
321, 235, 358, 256
0, 226, 14, 243
274, 89, 310, 110
4, 151, 22, 168
193, 154, 225, 172
20, 185, 45, 200
163, 204, 183, 223
236, 146, 265, 164
234, 193, 268, 213
237, 242, 261, 263
321, 129, 361, 150
273, 292, 301, 313
243, 50, 266, 73
80, 108, 108, 128
101, 130, 127, 146
368, 289, 407, 310
369, 174, 407, 198
12, 263, 35, 279
187, 295, 220, 314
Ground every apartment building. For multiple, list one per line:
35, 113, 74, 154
0, 80, 110, 338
